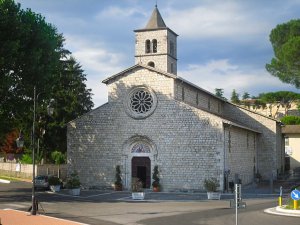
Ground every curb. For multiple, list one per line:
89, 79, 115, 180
264, 206, 300, 217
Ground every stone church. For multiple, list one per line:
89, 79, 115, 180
67, 6, 284, 191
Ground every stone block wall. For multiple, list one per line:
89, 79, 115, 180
135, 29, 177, 74
223, 103, 283, 179
68, 69, 225, 191
174, 80, 223, 115
224, 125, 257, 185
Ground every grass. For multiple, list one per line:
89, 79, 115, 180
0, 175, 21, 181
284, 198, 300, 210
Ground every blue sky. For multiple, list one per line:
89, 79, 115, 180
17, 0, 300, 108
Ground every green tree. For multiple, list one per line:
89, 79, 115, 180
281, 116, 300, 125
214, 88, 227, 100
230, 89, 240, 104
43, 57, 93, 156
258, 91, 300, 116
266, 19, 300, 88
242, 92, 250, 100
0, 0, 93, 158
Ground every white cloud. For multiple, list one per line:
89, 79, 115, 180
65, 34, 125, 74
165, 2, 269, 40
179, 59, 297, 98
63, 35, 128, 107
95, 6, 146, 20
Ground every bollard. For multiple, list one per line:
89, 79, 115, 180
294, 200, 298, 210
278, 196, 282, 206
278, 186, 282, 206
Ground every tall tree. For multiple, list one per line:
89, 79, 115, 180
258, 91, 300, 116
266, 19, 300, 88
242, 92, 250, 100
230, 89, 240, 104
0, 0, 93, 158
44, 57, 93, 156
214, 88, 227, 100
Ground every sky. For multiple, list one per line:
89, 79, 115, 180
17, 0, 300, 108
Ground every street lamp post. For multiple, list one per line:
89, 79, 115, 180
16, 86, 54, 215
31, 86, 54, 215
31, 86, 37, 215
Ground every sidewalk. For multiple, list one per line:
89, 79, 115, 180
0, 209, 89, 225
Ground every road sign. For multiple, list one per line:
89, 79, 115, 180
291, 189, 300, 200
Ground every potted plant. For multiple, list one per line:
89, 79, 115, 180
204, 177, 221, 200
152, 165, 160, 192
66, 171, 81, 196
255, 171, 262, 183
48, 176, 62, 192
114, 165, 123, 191
131, 177, 145, 200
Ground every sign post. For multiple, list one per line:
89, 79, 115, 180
235, 184, 241, 225
291, 189, 300, 210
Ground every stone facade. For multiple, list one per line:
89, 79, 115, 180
67, 6, 283, 191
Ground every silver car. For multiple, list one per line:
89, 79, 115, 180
34, 175, 49, 189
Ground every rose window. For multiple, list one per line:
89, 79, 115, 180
125, 86, 157, 119
130, 90, 154, 114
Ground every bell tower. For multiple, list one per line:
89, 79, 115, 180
134, 6, 178, 74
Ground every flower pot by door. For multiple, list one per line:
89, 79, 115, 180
69, 188, 80, 196
207, 192, 221, 200
153, 186, 160, 192
50, 185, 61, 192
132, 192, 145, 200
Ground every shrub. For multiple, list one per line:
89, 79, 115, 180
204, 178, 220, 192
114, 165, 122, 188
48, 176, 61, 186
152, 165, 160, 188
66, 171, 81, 189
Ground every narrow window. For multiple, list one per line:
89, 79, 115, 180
170, 63, 174, 73
148, 61, 155, 67
228, 130, 231, 153
182, 86, 185, 101
170, 41, 174, 56
145, 40, 151, 53
247, 132, 249, 149
152, 39, 157, 53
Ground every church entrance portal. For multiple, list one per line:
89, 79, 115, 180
131, 157, 151, 188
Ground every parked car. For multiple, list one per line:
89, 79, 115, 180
33, 175, 49, 190
33, 175, 63, 190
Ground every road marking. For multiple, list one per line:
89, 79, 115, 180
47, 191, 117, 199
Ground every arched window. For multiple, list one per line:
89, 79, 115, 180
147, 61, 155, 67
145, 40, 151, 53
131, 143, 151, 153
152, 39, 157, 53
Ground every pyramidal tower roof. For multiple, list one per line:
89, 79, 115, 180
145, 5, 167, 29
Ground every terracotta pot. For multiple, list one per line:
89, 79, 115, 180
115, 185, 123, 191
153, 186, 160, 192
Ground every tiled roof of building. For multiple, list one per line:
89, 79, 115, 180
145, 6, 167, 29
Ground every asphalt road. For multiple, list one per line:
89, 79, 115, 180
0, 181, 299, 225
